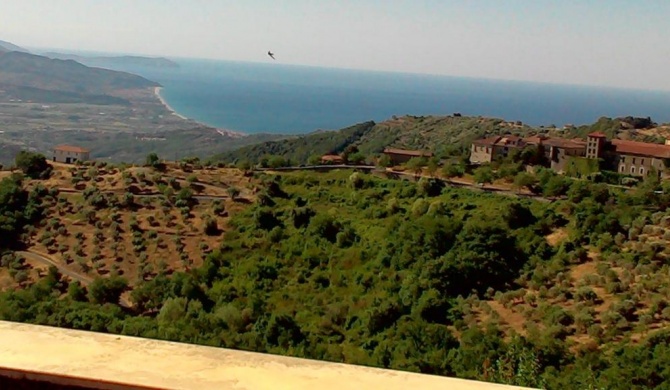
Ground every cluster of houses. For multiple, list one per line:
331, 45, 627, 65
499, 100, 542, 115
470, 132, 670, 178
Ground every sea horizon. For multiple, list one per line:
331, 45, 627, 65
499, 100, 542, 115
33, 48, 670, 135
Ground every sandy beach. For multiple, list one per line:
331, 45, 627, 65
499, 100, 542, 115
154, 87, 189, 120
153, 87, 247, 138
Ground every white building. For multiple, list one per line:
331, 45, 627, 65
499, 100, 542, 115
53, 145, 91, 164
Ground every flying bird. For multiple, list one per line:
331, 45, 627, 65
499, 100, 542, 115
267, 50, 275, 60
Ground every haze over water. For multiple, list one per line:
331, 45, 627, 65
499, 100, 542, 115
100, 58, 670, 134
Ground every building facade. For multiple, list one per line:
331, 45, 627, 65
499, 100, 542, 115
469, 136, 526, 164
382, 148, 434, 165
53, 145, 90, 164
470, 132, 670, 178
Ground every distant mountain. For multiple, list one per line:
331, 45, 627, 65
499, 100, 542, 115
44, 52, 179, 69
0, 40, 29, 53
0, 51, 159, 104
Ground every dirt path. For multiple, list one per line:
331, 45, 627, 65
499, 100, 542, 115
16, 250, 132, 308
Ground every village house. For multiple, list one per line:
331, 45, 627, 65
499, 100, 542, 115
470, 132, 670, 178
524, 135, 587, 173
586, 132, 670, 178
382, 148, 434, 165
53, 145, 91, 164
469, 135, 526, 164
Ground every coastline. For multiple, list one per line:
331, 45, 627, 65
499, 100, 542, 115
154, 87, 189, 120
153, 87, 247, 138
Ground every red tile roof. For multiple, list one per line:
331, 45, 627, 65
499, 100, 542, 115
522, 135, 585, 149
54, 145, 90, 153
523, 135, 549, 145
588, 132, 607, 138
543, 138, 586, 149
383, 148, 434, 157
471, 136, 501, 146
473, 135, 525, 147
611, 139, 670, 159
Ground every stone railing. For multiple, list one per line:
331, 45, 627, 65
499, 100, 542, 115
0, 321, 536, 390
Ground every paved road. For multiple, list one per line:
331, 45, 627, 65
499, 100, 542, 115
16, 250, 132, 308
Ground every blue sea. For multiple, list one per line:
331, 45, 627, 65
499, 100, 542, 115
86, 57, 670, 134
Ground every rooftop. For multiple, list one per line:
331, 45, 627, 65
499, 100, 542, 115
54, 145, 90, 153
611, 139, 670, 159
0, 321, 533, 390
321, 154, 344, 162
472, 136, 524, 147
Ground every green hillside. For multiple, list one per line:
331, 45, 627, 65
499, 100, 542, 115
214, 121, 377, 164
216, 115, 535, 165
3, 165, 670, 388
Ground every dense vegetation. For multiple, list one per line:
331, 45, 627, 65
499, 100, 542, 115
4, 160, 670, 388
216, 116, 535, 166
217, 115, 670, 169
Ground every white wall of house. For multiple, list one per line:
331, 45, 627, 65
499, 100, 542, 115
53, 150, 90, 164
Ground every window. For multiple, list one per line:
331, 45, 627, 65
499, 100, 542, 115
641, 159, 645, 165
621, 156, 625, 163
620, 165, 625, 173
640, 167, 645, 176
633, 158, 636, 164
631, 166, 636, 174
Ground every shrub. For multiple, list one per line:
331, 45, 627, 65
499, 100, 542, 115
204, 216, 219, 236
15, 151, 51, 179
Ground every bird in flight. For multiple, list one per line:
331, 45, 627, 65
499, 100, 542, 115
267, 50, 275, 60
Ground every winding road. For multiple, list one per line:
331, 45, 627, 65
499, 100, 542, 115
16, 250, 132, 308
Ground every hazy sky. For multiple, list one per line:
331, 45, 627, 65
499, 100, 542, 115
3, 0, 670, 90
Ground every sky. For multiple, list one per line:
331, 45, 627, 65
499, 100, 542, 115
2, 0, 670, 90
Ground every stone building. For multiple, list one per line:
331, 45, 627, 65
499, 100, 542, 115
470, 132, 670, 178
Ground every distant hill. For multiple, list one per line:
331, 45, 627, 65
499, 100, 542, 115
0, 51, 159, 104
0, 40, 29, 53
43, 52, 179, 69
215, 115, 536, 164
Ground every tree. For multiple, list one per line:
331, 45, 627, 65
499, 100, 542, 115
88, 276, 129, 305
267, 155, 288, 169
513, 172, 537, 193
347, 152, 366, 165
145, 153, 160, 167
484, 342, 546, 388
426, 158, 439, 177
15, 151, 51, 179
543, 175, 570, 198
227, 186, 240, 200
203, 216, 219, 236
378, 154, 392, 168
406, 157, 427, 177
442, 164, 465, 179
474, 166, 494, 185
68, 281, 87, 302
